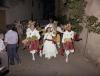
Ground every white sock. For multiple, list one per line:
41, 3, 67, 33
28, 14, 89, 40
32, 53, 35, 61
39, 50, 42, 57
65, 56, 68, 63
65, 50, 70, 56
31, 50, 36, 61
65, 50, 70, 63
70, 50, 74, 53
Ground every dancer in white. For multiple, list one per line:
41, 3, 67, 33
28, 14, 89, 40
43, 27, 58, 59
26, 21, 40, 61
62, 23, 75, 63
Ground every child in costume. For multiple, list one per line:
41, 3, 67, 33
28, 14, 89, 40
62, 23, 75, 63
43, 27, 58, 59
26, 21, 40, 61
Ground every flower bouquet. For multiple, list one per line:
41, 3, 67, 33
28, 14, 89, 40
64, 38, 72, 43
27, 36, 38, 42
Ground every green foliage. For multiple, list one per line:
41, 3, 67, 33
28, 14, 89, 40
57, 15, 83, 33
87, 16, 98, 26
71, 24, 83, 34
56, 15, 67, 25
66, 0, 86, 33
86, 16, 100, 34
27, 36, 37, 41
70, 18, 83, 33
66, 0, 86, 20
57, 0, 86, 33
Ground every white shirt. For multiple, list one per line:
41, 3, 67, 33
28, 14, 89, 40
62, 30, 74, 43
0, 39, 5, 52
5, 30, 18, 44
44, 32, 55, 40
26, 28, 40, 39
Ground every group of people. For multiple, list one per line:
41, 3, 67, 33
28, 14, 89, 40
0, 18, 80, 68
0, 24, 20, 67
23, 18, 76, 63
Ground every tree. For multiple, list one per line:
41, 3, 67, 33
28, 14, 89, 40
65, 0, 86, 21
57, 0, 86, 33
86, 16, 100, 34
66, 0, 100, 34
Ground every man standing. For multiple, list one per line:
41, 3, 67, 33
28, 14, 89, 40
5, 24, 20, 65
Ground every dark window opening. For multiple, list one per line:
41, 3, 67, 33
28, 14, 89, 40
43, 0, 55, 19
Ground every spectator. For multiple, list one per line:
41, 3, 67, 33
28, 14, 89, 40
5, 24, 20, 65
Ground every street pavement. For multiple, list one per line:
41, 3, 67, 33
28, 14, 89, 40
6, 48, 100, 76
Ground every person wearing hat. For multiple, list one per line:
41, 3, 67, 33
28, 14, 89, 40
43, 27, 58, 59
26, 21, 40, 61
62, 23, 75, 63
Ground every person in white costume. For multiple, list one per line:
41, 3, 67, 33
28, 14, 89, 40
26, 21, 40, 61
43, 27, 58, 59
62, 23, 75, 63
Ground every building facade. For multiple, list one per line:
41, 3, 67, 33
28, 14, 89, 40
0, 0, 43, 25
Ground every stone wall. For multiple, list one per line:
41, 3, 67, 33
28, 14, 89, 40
77, 25, 100, 64
85, 0, 100, 20
5, 0, 43, 24
79, 0, 100, 64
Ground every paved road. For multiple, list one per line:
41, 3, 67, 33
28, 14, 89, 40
7, 48, 100, 76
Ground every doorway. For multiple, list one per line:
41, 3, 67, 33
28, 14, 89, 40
43, 0, 55, 19
0, 10, 6, 32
